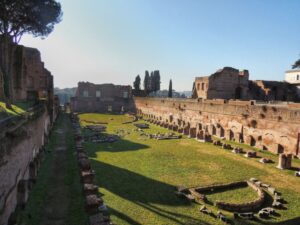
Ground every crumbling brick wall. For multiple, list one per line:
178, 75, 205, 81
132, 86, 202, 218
0, 35, 54, 103
134, 97, 300, 156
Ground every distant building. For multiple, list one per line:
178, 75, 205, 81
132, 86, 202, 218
70, 82, 134, 112
285, 69, 300, 97
192, 67, 299, 102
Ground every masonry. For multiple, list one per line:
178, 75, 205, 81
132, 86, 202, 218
134, 97, 300, 156
0, 108, 52, 225
70, 82, 135, 113
192, 67, 299, 101
0, 35, 58, 225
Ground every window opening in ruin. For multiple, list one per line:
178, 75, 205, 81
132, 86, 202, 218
123, 91, 128, 98
250, 136, 256, 146
277, 144, 284, 154
96, 90, 101, 97
197, 83, 200, 90
201, 83, 205, 90
83, 90, 88, 97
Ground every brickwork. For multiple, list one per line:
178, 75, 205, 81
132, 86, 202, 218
134, 97, 300, 156
0, 35, 54, 103
71, 82, 135, 113
192, 67, 299, 101
0, 111, 51, 225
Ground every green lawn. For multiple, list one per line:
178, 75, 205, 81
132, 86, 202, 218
80, 113, 300, 225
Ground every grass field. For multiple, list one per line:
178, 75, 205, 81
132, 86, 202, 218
79, 113, 300, 225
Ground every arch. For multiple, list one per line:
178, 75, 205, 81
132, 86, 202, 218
277, 144, 284, 154
250, 136, 256, 146
230, 130, 234, 140
219, 126, 225, 137
197, 123, 202, 131
212, 125, 216, 135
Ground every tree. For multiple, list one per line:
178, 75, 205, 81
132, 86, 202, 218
153, 70, 161, 92
150, 71, 154, 92
133, 75, 141, 90
292, 59, 300, 69
143, 71, 150, 92
0, 0, 63, 43
168, 79, 172, 98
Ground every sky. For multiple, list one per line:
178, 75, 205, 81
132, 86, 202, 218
20, 0, 300, 91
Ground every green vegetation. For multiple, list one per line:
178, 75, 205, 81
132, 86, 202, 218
0, 101, 25, 119
205, 186, 258, 205
17, 113, 88, 225
80, 113, 300, 225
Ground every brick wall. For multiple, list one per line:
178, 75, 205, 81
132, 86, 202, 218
134, 97, 300, 156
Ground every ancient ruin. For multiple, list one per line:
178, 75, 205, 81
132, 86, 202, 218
70, 82, 135, 113
0, 35, 59, 225
192, 67, 299, 101
134, 97, 300, 156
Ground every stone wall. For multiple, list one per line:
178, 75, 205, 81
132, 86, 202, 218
0, 111, 51, 225
134, 97, 300, 156
192, 67, 299, 102
71, 82, 135, 113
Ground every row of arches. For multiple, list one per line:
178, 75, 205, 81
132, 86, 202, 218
139, 111, 289, 154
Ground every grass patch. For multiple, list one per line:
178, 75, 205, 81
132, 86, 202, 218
17, 113, 88, 225
205, 186, 259, 205
79, 113, 300, 225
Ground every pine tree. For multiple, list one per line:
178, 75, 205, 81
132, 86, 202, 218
292, 59, 300, 69
168, 79, 173, 98
144, 71, 150, 92
150, 71, 154, 92
153, 70, 161, 92
133, 75, 141, 90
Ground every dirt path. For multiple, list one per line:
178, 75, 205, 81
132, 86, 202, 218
39, 118, 70, 225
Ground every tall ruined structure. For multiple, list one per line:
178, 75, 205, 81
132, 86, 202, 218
192, 67, 299, 101
0, 36, 59, 225
0, 35, 54, 105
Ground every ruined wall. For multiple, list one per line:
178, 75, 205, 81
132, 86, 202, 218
192, 67, 299, 102
134, 97, 300, 156
0, 111, 51, 225
193, 67, 249, 100
71, 82, 135, 113
0, 35, 54, 103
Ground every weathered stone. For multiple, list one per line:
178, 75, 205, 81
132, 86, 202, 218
244, 151, 257, 158
277, 153, 292, 169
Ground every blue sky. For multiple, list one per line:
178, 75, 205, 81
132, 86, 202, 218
21, 0, 300, 91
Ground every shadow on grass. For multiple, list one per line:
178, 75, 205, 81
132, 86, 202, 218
85, 137, 149, 154
91, 160, 213, 224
